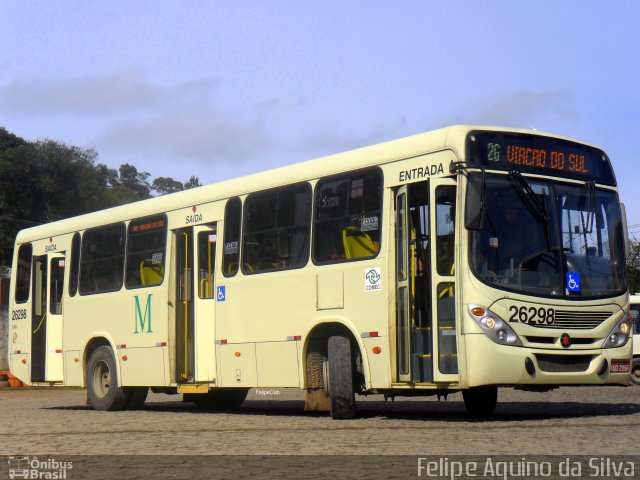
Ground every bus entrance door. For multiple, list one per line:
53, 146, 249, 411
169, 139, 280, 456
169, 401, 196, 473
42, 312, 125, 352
430, 178, 459, 383
395, 183, 433, 383
45, 254, 65, 382
395, 178, 459, 385
30, 255, 47, 383
175, 224, 218, 384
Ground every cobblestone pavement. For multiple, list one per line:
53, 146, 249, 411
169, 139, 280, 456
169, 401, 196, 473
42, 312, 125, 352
0, 386, 638, 457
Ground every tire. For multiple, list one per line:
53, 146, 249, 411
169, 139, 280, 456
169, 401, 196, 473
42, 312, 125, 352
186, 388, 249, 409
462, 386, 498, 416
86, 346, 131, 411
327, 335, 356, 420
126, 387, 149, 410
306, 351, 326, 390
631, 358, 640, 386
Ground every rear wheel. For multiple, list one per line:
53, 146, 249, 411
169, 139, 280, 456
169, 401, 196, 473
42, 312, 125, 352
126, 387, 149, 410
86, 346, 131, 411
462, 386, 498, 416
327, 336, 356, 420
185, 388, 249, 409
631, 358, 640, 386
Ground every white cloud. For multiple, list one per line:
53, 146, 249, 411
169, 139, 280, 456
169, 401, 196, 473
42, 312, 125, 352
0, 70, 219, 115
97, 106, 275, 164
443, 90, 578, 128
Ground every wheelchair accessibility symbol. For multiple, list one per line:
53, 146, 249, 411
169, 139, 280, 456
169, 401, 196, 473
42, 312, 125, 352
217, 286, 226, 302
566, 272, 581, 292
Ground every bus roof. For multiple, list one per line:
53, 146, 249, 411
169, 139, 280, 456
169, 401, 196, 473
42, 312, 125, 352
14, 124, 602, 244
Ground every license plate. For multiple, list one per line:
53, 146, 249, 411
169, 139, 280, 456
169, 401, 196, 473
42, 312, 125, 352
610, 360, 630, 373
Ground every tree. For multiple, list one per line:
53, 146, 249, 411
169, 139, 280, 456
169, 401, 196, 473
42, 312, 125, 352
0, 133, 121, 265
184, 175, 202, 190
151, 175, 201, 196
152, 177, 184, 195
627, 240, 640, 294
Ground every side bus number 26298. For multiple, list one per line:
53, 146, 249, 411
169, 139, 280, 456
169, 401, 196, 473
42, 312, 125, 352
11, 309, 27, 320
508, 305, 555, 325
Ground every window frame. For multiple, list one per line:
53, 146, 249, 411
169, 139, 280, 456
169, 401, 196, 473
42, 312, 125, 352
241, 182, 312, 275
312, 167, 384, 266
68, 232, 81, 297
222, 197, 242, 278
14, 243, 33, 304
125, 214, 168, 290
78, 222, 127, 296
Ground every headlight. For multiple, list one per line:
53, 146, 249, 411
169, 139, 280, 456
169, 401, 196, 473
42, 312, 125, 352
602, 319, 631, 349
468, 304, 523, 346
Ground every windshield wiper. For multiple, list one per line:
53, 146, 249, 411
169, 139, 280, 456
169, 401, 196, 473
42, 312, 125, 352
508, 171, 549, 224
579, 180, 596, 234
508, 171, 552, 250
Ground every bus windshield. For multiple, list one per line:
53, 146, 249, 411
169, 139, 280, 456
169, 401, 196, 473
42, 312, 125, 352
468, 173, 626, 298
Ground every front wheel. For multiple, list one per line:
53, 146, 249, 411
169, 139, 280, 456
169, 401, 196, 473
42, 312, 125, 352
327, 336, 356, 420
631, 358, 640, 386
86, 346, 131, 411
462, 386, 498, 416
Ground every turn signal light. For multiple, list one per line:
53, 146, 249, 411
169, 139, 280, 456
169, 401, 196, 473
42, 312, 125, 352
235, 352, 241, 357
471, 307, 486, 317
372, 346, 382, 354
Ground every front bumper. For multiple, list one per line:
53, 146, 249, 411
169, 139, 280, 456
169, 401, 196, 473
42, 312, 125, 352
464, 333, 632, 387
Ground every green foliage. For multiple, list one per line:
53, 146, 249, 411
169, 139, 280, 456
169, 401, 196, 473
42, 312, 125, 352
627, 240, 640, 294
183, 175, 202, 190
0, 126, 201, 267
152, 176, 184, 195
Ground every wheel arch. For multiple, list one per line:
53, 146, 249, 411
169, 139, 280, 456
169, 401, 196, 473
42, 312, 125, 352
302, 318, 370, 391
82, 334, 120, 388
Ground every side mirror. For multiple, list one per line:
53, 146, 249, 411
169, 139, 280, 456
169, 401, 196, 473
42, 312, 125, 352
465, 175, 485, 231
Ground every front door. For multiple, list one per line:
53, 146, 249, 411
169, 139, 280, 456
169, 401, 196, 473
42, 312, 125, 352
394, 178, 459, 384
45, 254, 65, 382
175, 224, 218, 383
430, 178, 459, 383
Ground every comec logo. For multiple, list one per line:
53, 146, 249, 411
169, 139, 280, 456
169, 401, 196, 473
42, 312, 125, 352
365, 268, 382, 292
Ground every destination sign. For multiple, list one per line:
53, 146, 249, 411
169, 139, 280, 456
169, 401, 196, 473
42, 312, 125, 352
467, 131, 616, 185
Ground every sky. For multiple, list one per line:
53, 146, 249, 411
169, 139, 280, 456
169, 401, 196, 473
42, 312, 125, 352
0, 1, 639, 235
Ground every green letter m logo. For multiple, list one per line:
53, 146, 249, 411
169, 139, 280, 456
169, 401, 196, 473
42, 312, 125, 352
134, 294, 153, 334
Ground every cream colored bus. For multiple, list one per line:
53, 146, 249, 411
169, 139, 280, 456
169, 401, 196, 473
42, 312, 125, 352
629, 294, 640, 385
8, 126, 633, 419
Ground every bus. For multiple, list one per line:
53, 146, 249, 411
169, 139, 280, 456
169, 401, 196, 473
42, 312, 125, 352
7, 125, 633, 419
630, 294, 640, 385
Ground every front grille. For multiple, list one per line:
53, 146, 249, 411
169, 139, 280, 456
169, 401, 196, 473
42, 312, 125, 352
535, 354, 593, 373
525, 336, 555, 344
542, 310, 610, 330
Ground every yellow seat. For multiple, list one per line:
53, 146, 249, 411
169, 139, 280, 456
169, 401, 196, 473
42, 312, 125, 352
342, 226, 378, 259
140, 260, 164, 286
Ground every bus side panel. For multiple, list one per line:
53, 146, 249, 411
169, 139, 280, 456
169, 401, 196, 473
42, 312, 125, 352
63, 350, 82, 386
63, 287, 170, 388
256, 341, 300, 387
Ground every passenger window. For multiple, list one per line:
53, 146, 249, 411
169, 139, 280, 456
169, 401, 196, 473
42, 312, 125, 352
313, 168, 382, 263
243, 184, 311, 273
68, 232, 80, 296
223, 197, 242, 277
198, 230, 216, 299
435, 186, 456, 276
125, 215, 167, 288
14, 243, 32, 303
50, 257, 65, 314
79, 223, 126, 295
